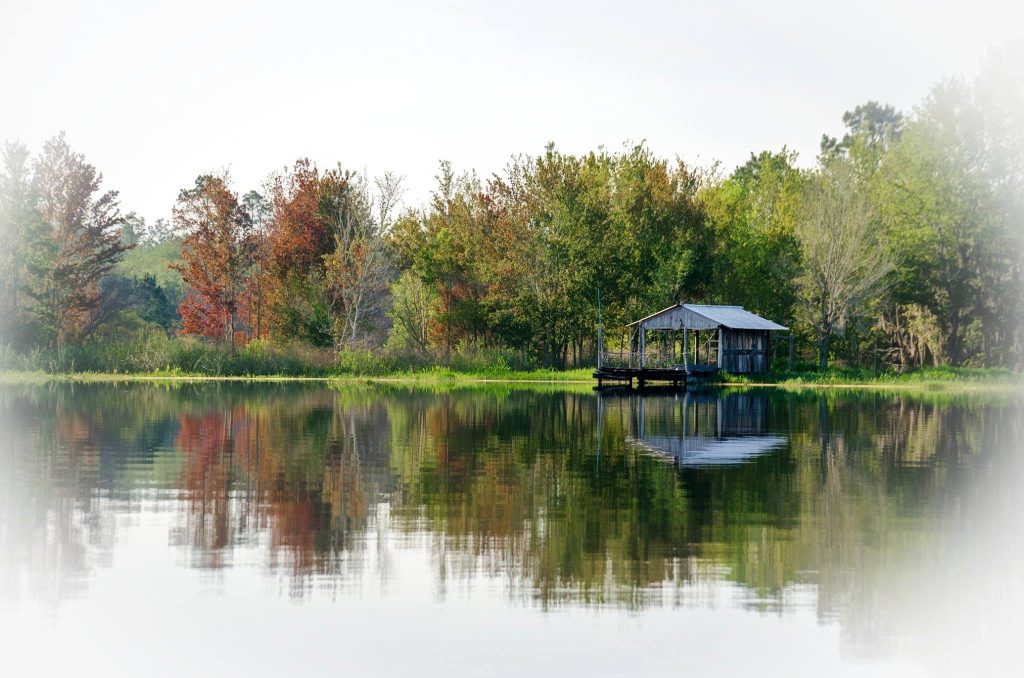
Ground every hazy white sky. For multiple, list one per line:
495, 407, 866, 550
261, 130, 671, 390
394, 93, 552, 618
1, 0, 1021, 221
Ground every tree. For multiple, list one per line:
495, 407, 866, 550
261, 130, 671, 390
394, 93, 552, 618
409, 162, 486, 356
0, 141, 35, 344
322, 170, 399, 349
143, 217, 176, 245
386, 270, 438, 354
25, 133, 132, 352
820, 101, 904, 169
263, 159, 336, 345
796, 161, 892, 369
120, 212, 146, 247
701, 149, 803, 326
171, 175, 249, 343
240, 190, 271, 340
872, 53, 1022, 366
77, 273, 177, 339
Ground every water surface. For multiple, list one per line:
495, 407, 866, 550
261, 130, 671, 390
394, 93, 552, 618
1, 382, 1021, 677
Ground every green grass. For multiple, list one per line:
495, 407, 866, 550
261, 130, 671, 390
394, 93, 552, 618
719, 365, 1023, 391
0, 337, 594, 384
0, 368, 593, 385
2, 336, 1019, 392
3, 365, 1018, 394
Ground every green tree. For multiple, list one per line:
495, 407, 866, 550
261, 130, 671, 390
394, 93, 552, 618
873, 67, 1020, 366
25, 133, 132, 352
0, 141, 36, 344
701, 150, 803, 327
385, 269, 438, 354
796, 160, 892, 369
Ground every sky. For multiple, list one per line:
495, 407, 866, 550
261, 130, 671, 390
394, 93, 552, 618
1, 0, 1022, 222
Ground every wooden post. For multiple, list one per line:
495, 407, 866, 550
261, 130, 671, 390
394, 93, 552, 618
639, 323, 646, 368
683, 328, 690, 372
717, 327, 724, 369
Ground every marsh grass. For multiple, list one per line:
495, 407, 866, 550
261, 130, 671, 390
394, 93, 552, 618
1, 337, 1019, 390
0, 337, 592, 382
721, 365, 1022, 390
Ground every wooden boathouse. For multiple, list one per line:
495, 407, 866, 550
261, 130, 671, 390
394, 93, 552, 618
594, 303, 788, 388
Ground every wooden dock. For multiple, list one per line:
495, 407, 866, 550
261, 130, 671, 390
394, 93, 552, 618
592, 364, 718, 389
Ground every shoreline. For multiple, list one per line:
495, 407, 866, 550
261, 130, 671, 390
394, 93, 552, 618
1, 370, 1021, 393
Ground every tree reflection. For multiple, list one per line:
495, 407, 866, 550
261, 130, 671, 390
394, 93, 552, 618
0, 382, 1019, 662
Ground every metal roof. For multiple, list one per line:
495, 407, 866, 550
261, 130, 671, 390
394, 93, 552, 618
627, 302, 788, 331
682, 304, 788, 331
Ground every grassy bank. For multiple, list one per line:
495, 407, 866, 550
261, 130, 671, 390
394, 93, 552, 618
2, 366, 1020, 393
0, 368, 594, 385
1, 338, 1020, 390
720, 365, 1023, 391
0, 336, 591, 381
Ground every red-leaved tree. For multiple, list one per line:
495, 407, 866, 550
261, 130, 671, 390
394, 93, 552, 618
171, 175, 249, 343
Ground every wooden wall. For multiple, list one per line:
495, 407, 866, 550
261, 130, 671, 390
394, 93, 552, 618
720, 329, 770, 373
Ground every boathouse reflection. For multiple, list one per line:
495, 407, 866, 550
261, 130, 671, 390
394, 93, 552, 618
598, 390, 789, 467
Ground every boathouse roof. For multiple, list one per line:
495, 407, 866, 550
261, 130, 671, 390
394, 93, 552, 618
627, 303, 788, 331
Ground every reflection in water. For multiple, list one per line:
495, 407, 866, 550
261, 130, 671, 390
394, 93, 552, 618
0, 383, 1022, 675
613, 390, 788, 465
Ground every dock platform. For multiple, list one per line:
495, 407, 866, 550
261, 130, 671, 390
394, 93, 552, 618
592, 365, 718, 389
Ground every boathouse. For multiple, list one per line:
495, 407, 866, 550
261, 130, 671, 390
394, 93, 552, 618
595, 303, 788, 387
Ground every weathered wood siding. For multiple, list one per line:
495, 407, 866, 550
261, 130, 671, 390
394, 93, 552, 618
721, 329, 770, 373
639, 305, 719, 331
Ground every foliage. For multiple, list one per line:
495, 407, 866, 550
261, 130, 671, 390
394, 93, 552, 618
1, 52, 1021, 374
0, 141, 35, 345
117, 237, 185, 301
23, 134, 132, 352
795, 159, 892, 369
385, 269, 438, 354
700, 149, 802, 326
322, 172, 398, 349
171, 175, 250, 342
872, 56, 1022, 367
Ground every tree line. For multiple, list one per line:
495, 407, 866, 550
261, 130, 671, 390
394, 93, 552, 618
1, 51, 1021, 371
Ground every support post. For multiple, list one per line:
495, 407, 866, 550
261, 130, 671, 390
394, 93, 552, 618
717, 327, 724, 369
639, 323, 646, 368
683, 328, 690, 372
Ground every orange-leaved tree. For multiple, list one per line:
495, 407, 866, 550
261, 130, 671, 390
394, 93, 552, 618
171, 175, 250, 343
263, 159, 336, 345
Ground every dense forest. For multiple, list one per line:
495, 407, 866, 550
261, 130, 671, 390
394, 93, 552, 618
1, 52, 1021, 373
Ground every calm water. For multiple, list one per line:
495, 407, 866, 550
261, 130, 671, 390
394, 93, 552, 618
1, 383, 1022, 677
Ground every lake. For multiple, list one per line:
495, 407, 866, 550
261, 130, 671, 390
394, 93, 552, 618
1, 382, 1021, 677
